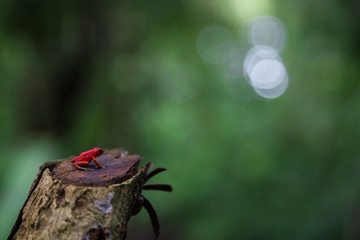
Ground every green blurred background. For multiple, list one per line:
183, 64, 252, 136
1, 0, 360, 239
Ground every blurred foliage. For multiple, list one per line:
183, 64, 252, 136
1, 0, 360, 239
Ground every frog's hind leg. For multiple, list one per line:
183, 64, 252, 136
71, 156, 79, 163
73, 161, 94, 171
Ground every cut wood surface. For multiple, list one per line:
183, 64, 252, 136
52, 148, 141, 186
8, 147, 150, 240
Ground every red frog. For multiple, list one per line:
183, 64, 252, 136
71, 147, 105, 171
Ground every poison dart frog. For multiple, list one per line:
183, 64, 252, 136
71, 147, 104, 171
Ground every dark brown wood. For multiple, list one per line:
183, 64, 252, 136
144, 168, 167, 183
143, 184, 173, 192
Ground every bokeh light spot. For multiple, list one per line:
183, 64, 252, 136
249, 59, 286, 89
248, 16, 287, 52
243, 44, 288, 98
196, 16, 289, 99
243, 45, 280, 78
253, 75, 289, 99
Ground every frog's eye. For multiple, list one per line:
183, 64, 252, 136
99, 149, 104, 154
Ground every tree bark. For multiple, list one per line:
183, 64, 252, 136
8, 148, 147, 240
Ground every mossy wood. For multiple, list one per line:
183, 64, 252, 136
8, 148, 148, 240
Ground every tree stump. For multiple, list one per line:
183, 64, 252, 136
8, 148, 171, 240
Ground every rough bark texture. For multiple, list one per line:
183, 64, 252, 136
8, 148, 147, 240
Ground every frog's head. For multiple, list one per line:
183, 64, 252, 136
94, 147, 104, 156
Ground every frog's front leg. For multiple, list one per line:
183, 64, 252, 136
92, 156, 104, 168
